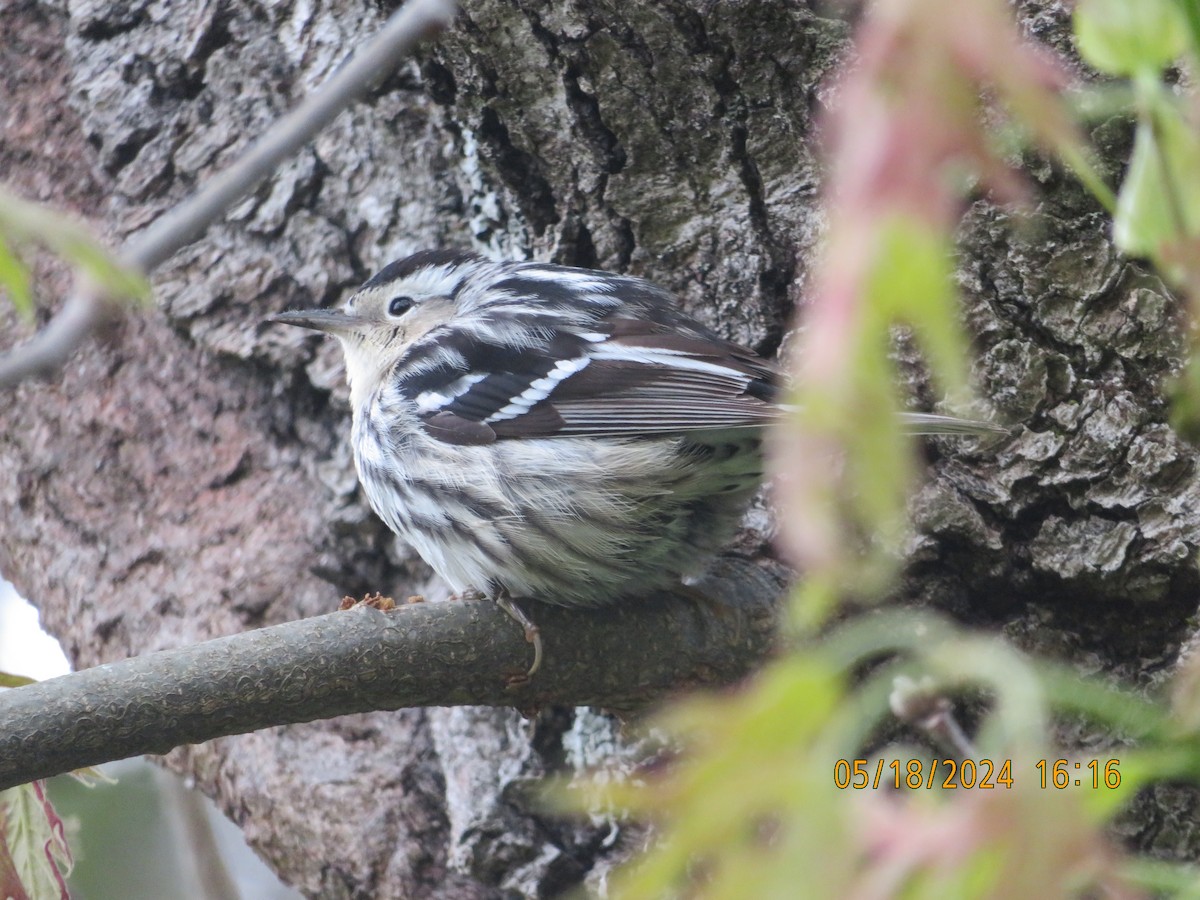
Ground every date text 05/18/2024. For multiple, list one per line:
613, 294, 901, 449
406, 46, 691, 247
833, 758, 1123, 791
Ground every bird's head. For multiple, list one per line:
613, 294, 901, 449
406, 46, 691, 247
272, 250, 485, 403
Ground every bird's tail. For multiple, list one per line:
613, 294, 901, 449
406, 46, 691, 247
899, 412, 1008, 436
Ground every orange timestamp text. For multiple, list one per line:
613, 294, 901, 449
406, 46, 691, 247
833, 758, 1122, 790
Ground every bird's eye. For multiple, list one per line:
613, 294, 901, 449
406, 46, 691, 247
388, 296, 415, 317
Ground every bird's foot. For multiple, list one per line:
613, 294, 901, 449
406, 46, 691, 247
495, 591, 543, 683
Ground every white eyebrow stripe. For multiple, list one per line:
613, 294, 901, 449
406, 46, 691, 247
416, 373, 488, 413
485, 356, 591, 423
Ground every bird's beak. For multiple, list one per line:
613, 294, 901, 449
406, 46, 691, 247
270, 308, 352, 334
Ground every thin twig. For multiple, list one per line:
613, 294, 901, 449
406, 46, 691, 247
0, 289, 110, 387
0, 0, 456, 389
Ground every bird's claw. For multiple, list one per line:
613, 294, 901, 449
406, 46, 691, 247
496, 592, 543, 680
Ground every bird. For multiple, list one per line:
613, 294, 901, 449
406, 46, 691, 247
273, 249, 997, 675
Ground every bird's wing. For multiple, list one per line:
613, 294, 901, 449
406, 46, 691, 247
394, 315, 778, 446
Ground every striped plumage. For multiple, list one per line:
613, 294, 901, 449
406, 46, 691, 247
274, 250, 989, 611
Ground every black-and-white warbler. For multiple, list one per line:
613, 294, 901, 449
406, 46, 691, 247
274, 250, 994, 673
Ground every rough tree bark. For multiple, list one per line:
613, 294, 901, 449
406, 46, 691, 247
1, 0, 1196, 896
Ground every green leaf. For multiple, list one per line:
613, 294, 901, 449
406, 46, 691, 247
867, 217, 970, 405
0, 671, 36, 689
1113, 85, 1200, 269
0, 238, 33, 322
0, 187, 150, 312
1, 781, 73, 900
1167, 346, 1200, 441
1122, 856, 1200, 896
1075, 0, 1187, 76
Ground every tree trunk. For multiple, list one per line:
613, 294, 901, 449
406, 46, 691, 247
2, 0, 1195, 895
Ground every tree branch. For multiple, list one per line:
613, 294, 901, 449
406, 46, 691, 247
0, 557, 784, 791
0, 0, 456, 389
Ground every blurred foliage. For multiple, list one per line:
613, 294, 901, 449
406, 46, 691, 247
0, 780, 72, 900
1067, 0, 1200, 438
591, 613, 1148, 899
0, 668, 110, 900
584, 1, 1200, 898
0, 671, 36, 689
0, 186, 149, 323
771, 0, 1100, 610
0, 190, 150, 899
